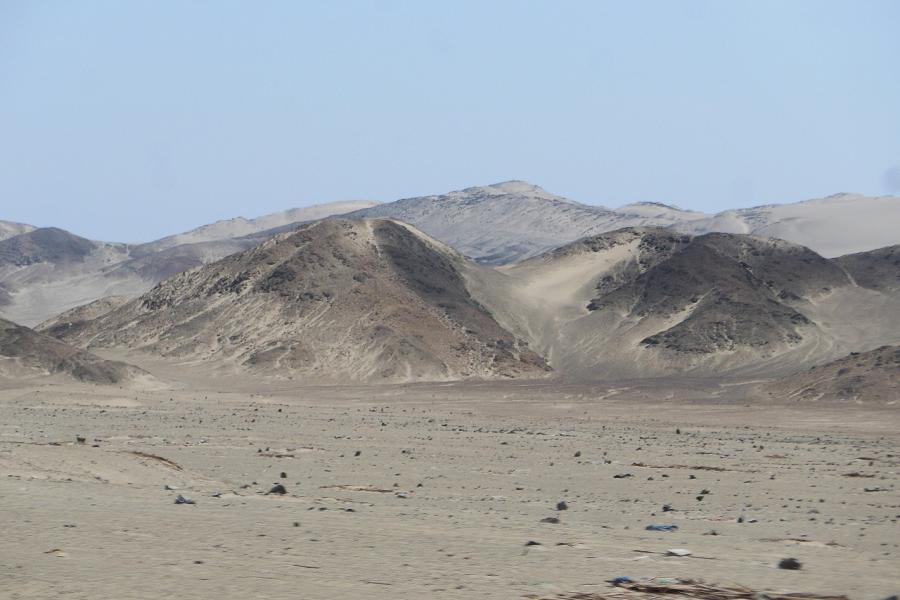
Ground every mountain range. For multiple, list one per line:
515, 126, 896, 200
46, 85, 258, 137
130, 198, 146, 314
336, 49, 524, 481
2, 181, 899, 394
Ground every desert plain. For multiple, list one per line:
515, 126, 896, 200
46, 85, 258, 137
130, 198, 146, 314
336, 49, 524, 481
2, 360, 897, 600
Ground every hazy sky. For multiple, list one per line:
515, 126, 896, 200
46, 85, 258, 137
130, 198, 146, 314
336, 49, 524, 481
2, 1, 899, 242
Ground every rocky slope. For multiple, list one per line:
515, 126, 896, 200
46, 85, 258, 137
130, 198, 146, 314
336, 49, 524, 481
768, 345, 900, 403
484, 229, 900, 378
49, 219, 547, 383
0, 317, 143, 384
0, 202, 378, 326
835, 245, 900, 292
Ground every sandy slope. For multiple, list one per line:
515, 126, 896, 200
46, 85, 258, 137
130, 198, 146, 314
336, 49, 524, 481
0, 219, 36, 241
1, 373, 897, 599
134, 200, 380, 254
674, 193, 900, 257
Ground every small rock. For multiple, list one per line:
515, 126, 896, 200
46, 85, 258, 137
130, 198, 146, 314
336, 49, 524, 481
524, 540, 542, 546
574, 451, 581, 457
174, 494, 195, 505
268, 483, 287, 495
556, 501, 568, 511
778, 558, 802, 570
280, 472, 287, 479
540, 517, 561, 524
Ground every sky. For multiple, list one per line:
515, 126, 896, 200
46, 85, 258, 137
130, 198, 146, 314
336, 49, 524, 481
1, 1, 899, 242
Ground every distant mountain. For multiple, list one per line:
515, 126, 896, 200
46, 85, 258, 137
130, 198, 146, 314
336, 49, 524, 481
342, 181, 708, 264
0, 201, 380, 326
0, 317, 144, 384
768, 345, 900, 403
134, 200, 379, 254
0, 228, 140, 326
345, 184, 900, 264
48, 219, 548, 383
673, 193, 900, 258
0, 220, 36, 242
0, 227, 101, 266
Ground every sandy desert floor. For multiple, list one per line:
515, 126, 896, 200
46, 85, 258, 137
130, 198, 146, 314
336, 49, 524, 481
1, 370, 898, 599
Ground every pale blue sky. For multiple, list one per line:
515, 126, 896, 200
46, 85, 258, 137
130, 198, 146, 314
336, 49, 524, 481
1, 1, 898, 242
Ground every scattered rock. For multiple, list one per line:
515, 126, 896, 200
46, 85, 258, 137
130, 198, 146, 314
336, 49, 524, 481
174, 494, 195, 505
540, 517, 560, 524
